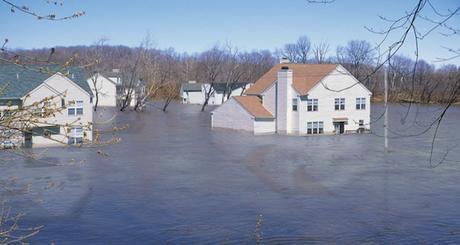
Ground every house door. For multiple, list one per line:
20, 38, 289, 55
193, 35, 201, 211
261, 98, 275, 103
24, 132, 33, 148
334, 122, 345, 134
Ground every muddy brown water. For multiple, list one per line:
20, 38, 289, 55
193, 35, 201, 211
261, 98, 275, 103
1, 102, 459, 244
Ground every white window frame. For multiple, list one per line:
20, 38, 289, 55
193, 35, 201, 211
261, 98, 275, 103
307, 121, 324, 135
356, 97, 366, 110
307, 99, 318, 112
68, 126, 84, 145
68, 100, 84, 116
335, 98, 345, 111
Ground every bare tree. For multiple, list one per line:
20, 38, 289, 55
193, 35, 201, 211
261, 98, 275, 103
119, 46, 147, 111
82, 38, 108, 111
313, 41, 330, 64
308, 0, 460, 166
197, 46, 226, 112
336, 40, 375, 80
279, 36, 312, 63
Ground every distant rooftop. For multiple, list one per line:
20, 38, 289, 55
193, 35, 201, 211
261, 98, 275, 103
181, 81, 250, 92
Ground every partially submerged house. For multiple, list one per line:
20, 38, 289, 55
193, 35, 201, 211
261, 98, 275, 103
211, 63, 371, 135
0, 65, 93, 147
87, 69, 145, 109
87, 73, 119, 107
180, 81, 251, 105
180, 81, 204, 104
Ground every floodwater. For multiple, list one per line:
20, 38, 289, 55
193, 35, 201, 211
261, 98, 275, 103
1, 103, 460, 244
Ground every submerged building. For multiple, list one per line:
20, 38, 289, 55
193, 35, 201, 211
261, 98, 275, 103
0, 65, 93, 147
211, 63, 371, 135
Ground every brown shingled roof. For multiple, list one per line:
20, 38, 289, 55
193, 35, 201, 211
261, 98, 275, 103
234, 96, 274, 119
245, 63, 338, 95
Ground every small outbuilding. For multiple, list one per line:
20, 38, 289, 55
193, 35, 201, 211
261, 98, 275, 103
211, 96, 275, 134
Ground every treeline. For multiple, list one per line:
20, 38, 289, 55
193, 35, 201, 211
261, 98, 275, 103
4, 36, 460, 105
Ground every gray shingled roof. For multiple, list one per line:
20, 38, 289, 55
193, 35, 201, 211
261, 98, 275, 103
181, 83, 203, 92
0, 64, 91, 99
181, 82, 249, 92
212, 82, 249, 93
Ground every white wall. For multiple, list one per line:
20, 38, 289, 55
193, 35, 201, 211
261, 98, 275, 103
183, 91, 205, 104
211, 98, 254, 132
87, 74, 117, 107
298, 65, 371, 135
291, 93, 300, 134
208, 91, 224, 105
262, 83, 276, 115
23, 73, 93, 147
254, 120, 276, 135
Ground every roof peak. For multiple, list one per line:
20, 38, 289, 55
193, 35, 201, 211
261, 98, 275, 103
245, 64, 339, 95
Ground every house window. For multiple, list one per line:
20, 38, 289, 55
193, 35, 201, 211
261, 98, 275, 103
307, 121, 324, 135
359, 120, 364, 126
356, 97, 366, 110
307, 99, 318, 112
292, 98, 298, 111
68, 100, 84, 116
76, 101, 83, 115
68, 126, 84, 145
68, 101, 75, 115
61, 99, 65, 108
335, 98, 345, 111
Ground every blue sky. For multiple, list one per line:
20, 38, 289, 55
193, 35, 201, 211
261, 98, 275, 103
1, 0, 459, 65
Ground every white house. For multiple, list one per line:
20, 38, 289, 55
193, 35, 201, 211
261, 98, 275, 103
180, 81, 204, 104
180, 81, 251, 105
87, 73, 118, 107
117, 79, 145, 108
0, 65, 93, 147
211, 63, 372, 135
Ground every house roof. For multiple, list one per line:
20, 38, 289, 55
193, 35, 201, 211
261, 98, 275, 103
245, 63, 338, 95
0, 64, 91, 99
212, 82, 249, 93
181, 83, 203, 92
181, 82, 250, 92
234, 96, 274, 119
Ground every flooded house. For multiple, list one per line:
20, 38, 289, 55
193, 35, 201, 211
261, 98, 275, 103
0, 65, 93, 147
87, 72, 119, 107
211, 62, 372, 135
180, 81, 251, 105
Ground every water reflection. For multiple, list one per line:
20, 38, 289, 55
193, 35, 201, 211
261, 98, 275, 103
0, 103, 459, 244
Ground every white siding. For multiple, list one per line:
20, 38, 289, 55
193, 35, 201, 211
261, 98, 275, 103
23, 73, 93, 147
298, 65, 371, 135
262, 83, 276, 115
87, 74, 117, 107
254, 120, 275, 135
290, 92, 300, 134
183, 91, 205, 104
211, 98, 254, 132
